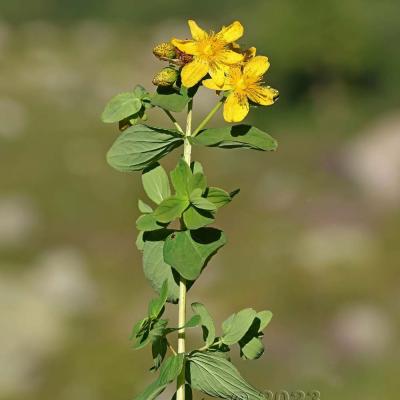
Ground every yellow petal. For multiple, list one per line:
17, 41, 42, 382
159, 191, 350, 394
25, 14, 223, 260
202, 79, 232, 91
218, 21, 244, 43
181, 58, 209, 88
243, 56, 270, 78
209, 63, 226, 87
219, 49, 244, 65
243, 47, 257, 61
171, 39, 199, 55
247, 86, 279, 106
188, 20, 208, 41
223, 92, 249, 122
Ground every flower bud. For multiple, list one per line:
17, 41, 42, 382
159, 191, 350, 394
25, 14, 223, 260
152, 67, 179, 87
153, 42, 176, 60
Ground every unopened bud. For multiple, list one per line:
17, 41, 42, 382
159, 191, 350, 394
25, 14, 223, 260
152, 67, 179, 87
153, 42, 176, 60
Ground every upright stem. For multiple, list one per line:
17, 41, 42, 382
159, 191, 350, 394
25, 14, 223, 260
176, 99, 193, 400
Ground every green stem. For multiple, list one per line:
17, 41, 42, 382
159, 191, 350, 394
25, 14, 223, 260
192, 97, 224, 137
176, 99, 193, 400
163, 109, 184, 135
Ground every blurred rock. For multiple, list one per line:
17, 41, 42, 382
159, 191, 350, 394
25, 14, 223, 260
0, 196, 38, 247
29, 247, 97, 314
330, 304, 395, 361
343, 113, 400, 207
295, 224, 377, 272
0, 97, 28, 139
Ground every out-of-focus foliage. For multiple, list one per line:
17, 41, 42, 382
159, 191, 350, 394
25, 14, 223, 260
0, 1, 400, 400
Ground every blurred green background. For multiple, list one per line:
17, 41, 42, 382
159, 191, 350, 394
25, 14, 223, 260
1, 1, 400, 399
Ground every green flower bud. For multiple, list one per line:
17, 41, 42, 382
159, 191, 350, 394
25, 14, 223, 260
153, 42, 176, 60
152, 67, 179, 87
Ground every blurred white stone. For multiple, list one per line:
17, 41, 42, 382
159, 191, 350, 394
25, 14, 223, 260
71, 20, 116, 58
29, 247, 97, 314
0, 275, 64, 395
295, 224, 377, 272
0, 196, 38, 247
0, 98, 28, 139
330, 305, 395, 360
343, 113, 400, 207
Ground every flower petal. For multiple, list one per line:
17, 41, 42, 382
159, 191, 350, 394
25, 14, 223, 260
218, 21, 244, 43
202, 79, 232, 91
247, 86, 279, 106
219, 49, 244, 65
223, 92, 249, 122
171, 39, 199, 55
188, 20, 208, 41
243, 56, 270, 78
181, 58, 209, 88
209, 63, 226, 87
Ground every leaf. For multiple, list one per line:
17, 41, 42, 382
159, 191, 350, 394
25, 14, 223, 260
190, 195, 217, 211
240, 337, 264, 360
148, 280, 168, 319
222, 308, 257, 345
138, 199, 153, 213
188, 172, 207, 193
190, 160, 204, 174
142, 163, 171, 204
151, 336, 167, 371
163, 228, 226, 281
206, 187, 232, 208
191, 303, 216, 347
187, 352, 265, 400
136, 214, 165, 231
166, 314, 201, 333
150, 87, 190, 112
192, 125, 277, 151
142, 230, 195, 303
106, 124, 183, 172
102, 92, 142, 123
153, 196, 190, 223
183, 206, 215, 229
134, 354, 185, 400
257, 311, 273, 331
170, 159, 192, 197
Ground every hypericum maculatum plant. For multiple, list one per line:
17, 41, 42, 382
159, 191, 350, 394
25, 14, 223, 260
102, 19, 279, 400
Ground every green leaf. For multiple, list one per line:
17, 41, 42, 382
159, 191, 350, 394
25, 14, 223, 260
189, 172, 207, 193
134, 354, 185, 400
106, 124, 183, 172
222, 308, 257, 345
142, 231, 181, 303
166, 314, 201, 333
136, 214, 165, 231
192, 125, 277, 151
183, 206, 215, 229
170, 159, 192, 197
206, 187, 232, 208
163, 228, 226, 281
257, 310, 273, 331
150, 87, 190, 112
240, 337, 264, 360
136, 231, 145, 251
190, 160, 204, 174
148, 280, 168, 319
153, 196, 189, 223
102, 92, 142, 123
191, 302, 216, 347
138, 199, 153, 213
151, 336, 167, 371
190, 195, 217, 211
187, 352, 265, 400
142, 163, 171, 204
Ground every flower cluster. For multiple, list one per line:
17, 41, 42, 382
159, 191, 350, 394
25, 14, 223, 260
153, 20, 279, 122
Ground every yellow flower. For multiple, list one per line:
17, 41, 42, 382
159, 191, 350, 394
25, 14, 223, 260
203, 56, 279, 122
171, 20, 245, 88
